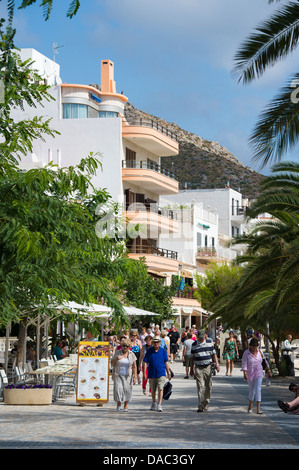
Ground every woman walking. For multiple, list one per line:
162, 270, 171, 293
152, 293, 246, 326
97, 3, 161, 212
223, 330, 239, 376
242, 337, 272, 414
111, 338, 137, 411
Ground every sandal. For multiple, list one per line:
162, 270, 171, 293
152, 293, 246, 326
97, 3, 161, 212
143, 390, 147, 395
278, 400, 290, 413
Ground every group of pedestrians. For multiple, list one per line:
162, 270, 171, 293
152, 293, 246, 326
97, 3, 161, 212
111, 330, 171, 412
109, 325, 297, 416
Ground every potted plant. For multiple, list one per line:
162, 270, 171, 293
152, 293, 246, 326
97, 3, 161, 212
4, 384, 53, 405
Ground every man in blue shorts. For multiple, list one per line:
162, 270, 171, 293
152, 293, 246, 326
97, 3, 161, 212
143, 336, 172, 412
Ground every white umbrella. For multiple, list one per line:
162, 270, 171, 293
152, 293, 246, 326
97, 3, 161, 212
60, 301, 157, 317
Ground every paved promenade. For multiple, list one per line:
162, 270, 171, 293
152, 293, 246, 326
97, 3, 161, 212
0, 360, 298, 450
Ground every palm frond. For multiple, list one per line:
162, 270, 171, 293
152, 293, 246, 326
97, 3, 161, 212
234, 1, 299, 84
67, 0, 80, 19
249, 72, 299, 167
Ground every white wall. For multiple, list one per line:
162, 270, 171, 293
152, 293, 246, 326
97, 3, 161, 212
159, 201, 219, 266
19, 117, 123, 202
164, 188, 244, 238
19, 48, 61, 86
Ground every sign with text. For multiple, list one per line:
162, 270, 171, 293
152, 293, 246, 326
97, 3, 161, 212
76, 341, 110, 404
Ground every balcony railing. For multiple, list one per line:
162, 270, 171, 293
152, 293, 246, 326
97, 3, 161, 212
231, 206, 248, 216
122, 160, 177, 181
197, 247, 217, 257
128, 244, 178, 260
124, 202, 178, 220
124, 117, 178, 142
173, 289, 198, 300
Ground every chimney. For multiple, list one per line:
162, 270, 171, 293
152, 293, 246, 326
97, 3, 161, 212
101, 60, 116, 93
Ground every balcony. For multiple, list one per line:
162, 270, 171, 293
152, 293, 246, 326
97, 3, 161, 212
172, 289, 201, 308
122, 118, 179, 156
124, 202, 178, 234
127, 243, 179, 272
231, 206, 248, 223
122, 160, 179, 195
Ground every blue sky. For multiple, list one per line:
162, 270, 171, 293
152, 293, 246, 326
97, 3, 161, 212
4, 0, 299, 175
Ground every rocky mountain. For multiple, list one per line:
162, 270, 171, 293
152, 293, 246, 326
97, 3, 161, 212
124, 102, 265, 199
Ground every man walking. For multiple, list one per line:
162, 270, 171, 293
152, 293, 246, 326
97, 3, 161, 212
143, 336, 172, 412
281, 334, 294, 376
190, 329, 220, 412
168, 324, 180, 363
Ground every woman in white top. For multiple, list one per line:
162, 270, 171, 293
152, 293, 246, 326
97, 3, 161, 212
111, 338, 137, 411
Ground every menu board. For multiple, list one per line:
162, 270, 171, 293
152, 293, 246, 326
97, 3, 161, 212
76, 341, 110, 404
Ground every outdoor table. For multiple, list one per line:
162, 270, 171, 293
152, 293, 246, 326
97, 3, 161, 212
25, 363, 77, 401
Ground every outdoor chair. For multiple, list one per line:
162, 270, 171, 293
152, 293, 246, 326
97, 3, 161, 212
24, 362, 37, 384
14, 366, 26, 384
53, 372, 77, 401
0, 369, 8, 400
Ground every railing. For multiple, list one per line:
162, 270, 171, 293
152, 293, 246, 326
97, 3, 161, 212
124, 202, 178, 220
122, 160, 177, 181
231, 206, 248, 216
128, 244, 178, 260
173, 289, 198, 300
124, 117, 179, 142
196, 247, 217, 257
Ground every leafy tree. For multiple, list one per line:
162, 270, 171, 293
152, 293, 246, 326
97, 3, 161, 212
0, 157, 131, 363
193, 262, 242, 312
234, 0, 299, 168
111, 257, 175, 328
0, 15, 129, 363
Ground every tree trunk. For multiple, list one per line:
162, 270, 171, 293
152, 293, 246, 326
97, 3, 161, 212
261, 328, 284, 376
240, 330, 248, 353
16, 322, 27, 367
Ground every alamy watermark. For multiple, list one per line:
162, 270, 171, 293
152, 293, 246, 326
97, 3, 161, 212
94, 202, 208, 242
290, 79, 299, 104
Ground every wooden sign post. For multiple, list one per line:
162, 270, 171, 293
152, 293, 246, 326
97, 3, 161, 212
76, 341, 110, 405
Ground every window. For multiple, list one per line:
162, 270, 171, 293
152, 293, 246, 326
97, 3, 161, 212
126, 148, 136, 162
99, 111, 118, 118
62, 103, 88, 119
197, 232, 202, 247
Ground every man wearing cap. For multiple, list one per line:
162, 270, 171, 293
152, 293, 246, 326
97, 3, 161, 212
190, 329, 220, 412
143, 336, 172, 412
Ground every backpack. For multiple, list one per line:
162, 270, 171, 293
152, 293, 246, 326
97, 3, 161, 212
163, 381, 172, 400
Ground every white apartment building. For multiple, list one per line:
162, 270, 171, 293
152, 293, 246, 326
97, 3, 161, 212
160, 199, 218, 267
12, 49, 182, 273
12, 48, 207, 328
163, 187, 250, 262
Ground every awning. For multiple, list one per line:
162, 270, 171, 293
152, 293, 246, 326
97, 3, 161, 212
147, 270, 167, 278
60, 301, 157, 317
198, 223, 210, 229
90, 92, 101, 103
180, 269, 193, 278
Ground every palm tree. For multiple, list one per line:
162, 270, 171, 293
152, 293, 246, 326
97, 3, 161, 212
233, 1, 299, 168
209, 162, 299, 373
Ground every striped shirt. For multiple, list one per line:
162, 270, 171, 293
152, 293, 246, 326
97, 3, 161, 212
191, 340, 216, 367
